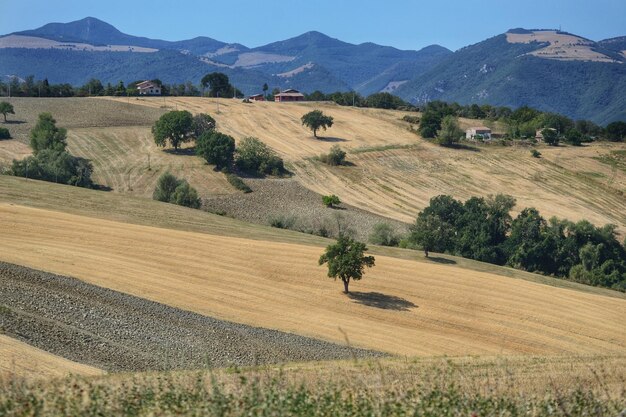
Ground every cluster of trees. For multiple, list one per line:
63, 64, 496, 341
407, 195, 626, 291
153, 172, 201, 209
10, 113, 93, 187
418, 100, 625, 143
152, 110, 285, 177
303, 91, 416, 111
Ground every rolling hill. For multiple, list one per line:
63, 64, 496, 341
0, 97, 625, 399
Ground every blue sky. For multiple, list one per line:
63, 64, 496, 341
1, 0, 625, 51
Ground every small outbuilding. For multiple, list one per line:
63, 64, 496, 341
274, 88, 305, 102
535, 128, 557, 141
136, 80, 161, 96
249, 94, 265, 101
466, 126, 492, 140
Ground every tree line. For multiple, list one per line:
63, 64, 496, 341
405, 195, 626, 291
418, 100, 626, 143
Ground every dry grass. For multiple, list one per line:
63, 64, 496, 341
103, 96, 419, 160
66, 127, 234, 198
104, 97, 626, 235
0, 202, 624, 358
0, 175, 621, 299
2, 97, 623, 236
294, 142, 626, 232
0, 335, 103, 380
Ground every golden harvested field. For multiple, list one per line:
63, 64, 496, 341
1, 202, 624, 357
104, 96, 420, 159
103, 97, 626, 232
66, 127, 234, 198
0, 174, 621, 299
0, 335, 103, 380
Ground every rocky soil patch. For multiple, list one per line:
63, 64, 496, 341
204, 178, 409, 242
0, 262, 386, 372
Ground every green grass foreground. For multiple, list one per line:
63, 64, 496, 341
2, 358, 624, 416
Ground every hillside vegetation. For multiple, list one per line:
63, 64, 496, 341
2, 355, 625, 415
103, 97, 626, 234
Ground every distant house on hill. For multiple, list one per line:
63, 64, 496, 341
249, 93, 265, 101
535, 128, 557, 141
137, 80, 161, 96
274, 88, 305, 102
466, 126, 492, 140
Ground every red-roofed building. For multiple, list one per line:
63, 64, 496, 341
274, 88, 305, 102
137, 80, 161, 96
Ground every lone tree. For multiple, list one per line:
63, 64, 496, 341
322, 194, 341, 208
196, 131, 236, 169
30, 112, 67, 154
301, 110, 334, 138
152, 110, 194, 151
0, 101, 15, 122
319, 235, 375, 293
201, 72, 233, 98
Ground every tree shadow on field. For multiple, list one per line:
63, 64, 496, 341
347, 291, 417, 311
315, 136, 348, 143
426, 256, 456, 265
163, 146, 196, 156
3, 120, 26, 125
442, 143, 481, 152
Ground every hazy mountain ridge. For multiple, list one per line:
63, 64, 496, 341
1, 18, 625, 122
0, 17, 450, 96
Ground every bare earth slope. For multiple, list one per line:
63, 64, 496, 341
0, 201, 624, 357
0, 262, 383, 372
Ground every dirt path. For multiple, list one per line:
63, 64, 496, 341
0, 262, 385, 372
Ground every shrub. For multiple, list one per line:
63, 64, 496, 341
11, 149, 93, 188
531, 149, 541, 158
171, 180, 202, 209
319, 145, 346, 166
153, 172, 201, 208
196, 131, 235, 169
368, 222, 400, 246
226, 173, 252, 193
153, 172, 180, 202
402, 115, 420, 124
235, 137, 285, 176
0, 127, 10, 139
322, 194, 341, 208
269, 215, 296, 229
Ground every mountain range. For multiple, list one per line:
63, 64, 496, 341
1, 17, 625, 124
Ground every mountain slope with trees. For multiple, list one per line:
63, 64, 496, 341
396, 33, 626, 124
